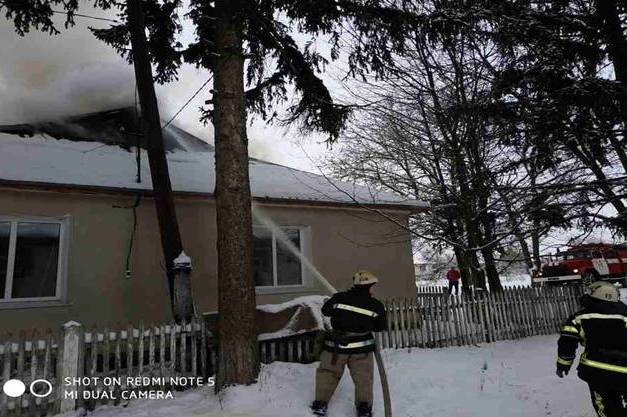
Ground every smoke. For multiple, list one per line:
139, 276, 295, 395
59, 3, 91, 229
0, 5, 326, 172
0, 7, 134, 124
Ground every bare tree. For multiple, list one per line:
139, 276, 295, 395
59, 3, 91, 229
328, 29, 580, 291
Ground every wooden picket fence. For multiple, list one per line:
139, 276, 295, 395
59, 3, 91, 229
416, 285, 447, 294
0, 332, 58, 417
259, 331, 319, 365
0, 319, 319, 417
376, 285, 582, 349
0, 286, 582, 417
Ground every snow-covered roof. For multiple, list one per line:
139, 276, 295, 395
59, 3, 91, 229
0, 131, 427, 211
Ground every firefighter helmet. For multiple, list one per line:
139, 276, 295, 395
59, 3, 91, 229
353, 270, 379, 286
588, 281, 620, 303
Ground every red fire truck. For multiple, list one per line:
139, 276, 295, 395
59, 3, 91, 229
532, 243, 627, 287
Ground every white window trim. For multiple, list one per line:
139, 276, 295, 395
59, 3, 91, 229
254, 225, 312, 294
0, 215, 70, 309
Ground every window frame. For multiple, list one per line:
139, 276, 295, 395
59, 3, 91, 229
253, 225, 310, 294
0, 215, 69, 307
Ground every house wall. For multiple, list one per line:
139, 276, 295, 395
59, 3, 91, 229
0, 187, 416, 333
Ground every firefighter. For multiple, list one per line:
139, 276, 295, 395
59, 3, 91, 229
311, 270, 387, 417
556, 281, 627, 417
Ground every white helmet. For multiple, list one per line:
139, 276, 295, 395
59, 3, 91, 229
353, 270, 379, 286
588, 281, 620, 303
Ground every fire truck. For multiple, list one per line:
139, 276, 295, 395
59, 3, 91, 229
532, 243, 627, 287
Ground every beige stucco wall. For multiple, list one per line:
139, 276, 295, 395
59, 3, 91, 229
0, 187, 415, 333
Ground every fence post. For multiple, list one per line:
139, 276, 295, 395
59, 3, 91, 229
56, 321, 84, 414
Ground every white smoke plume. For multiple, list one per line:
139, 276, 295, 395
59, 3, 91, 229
0, 7, 135, 124
0, 3, 325, 171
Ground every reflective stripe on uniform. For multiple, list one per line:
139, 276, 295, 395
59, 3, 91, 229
333, 303, 378, 317
593, 391, 607, 417
562, 325, 579, 334
573, 313, 627, 325
325, 339, 375, 349
557, 357, 573, 366
580, 356, 627, 374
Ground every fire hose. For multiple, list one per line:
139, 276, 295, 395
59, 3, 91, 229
374, 341, 392, 417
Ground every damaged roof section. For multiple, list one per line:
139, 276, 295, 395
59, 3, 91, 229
0, 107, 212, 153
0, 108, 428, 211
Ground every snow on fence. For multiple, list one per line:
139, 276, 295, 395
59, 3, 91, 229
0, 318, 318, 417
377, 285, 582, 349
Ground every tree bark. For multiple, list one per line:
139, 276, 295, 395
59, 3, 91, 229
126, 0, 194, 322
214, 0, 259, 390
531, 225, 541, 270
596, 0, 627, 104
450, 145, 486, 290
479, 209, 503, 292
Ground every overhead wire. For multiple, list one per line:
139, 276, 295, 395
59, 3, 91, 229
51, 10, 120, 24
162, 76, 214, 129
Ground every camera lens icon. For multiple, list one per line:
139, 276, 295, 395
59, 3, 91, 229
2, 379, 53, 398
30, 380, 53, 398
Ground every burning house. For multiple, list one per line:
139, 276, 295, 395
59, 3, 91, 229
0, 108, 427, 332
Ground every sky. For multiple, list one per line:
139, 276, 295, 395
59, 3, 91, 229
0, 2, 335, 173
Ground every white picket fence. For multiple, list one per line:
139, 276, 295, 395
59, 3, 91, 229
0, 318, 213, 417
377, 286, 581, 349
0, 317, 323, 417
416, 285, 448, 294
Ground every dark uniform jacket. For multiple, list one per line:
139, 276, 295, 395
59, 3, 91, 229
557, 295, 627, 388
321, 286, 387, 354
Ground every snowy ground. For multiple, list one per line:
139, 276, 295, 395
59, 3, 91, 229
74, 335, 597, 417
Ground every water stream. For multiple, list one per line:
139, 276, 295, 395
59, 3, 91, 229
251, 204, 337, 295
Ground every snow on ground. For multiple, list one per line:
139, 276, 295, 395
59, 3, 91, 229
75, 336, 595, 417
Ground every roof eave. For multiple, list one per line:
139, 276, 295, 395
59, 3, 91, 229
0, 179, 429, 213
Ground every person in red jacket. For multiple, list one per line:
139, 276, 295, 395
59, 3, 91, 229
446, 267, 461, 295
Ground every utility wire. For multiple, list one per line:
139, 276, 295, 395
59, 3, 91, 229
51, 10, 120, 24
54, 8, 213, 130
162, 76, 213, 129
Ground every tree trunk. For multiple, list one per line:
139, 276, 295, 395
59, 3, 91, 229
596, 0, 627, 109
479, 210, 503, 292
214, 0, 259, 390
495, 187, 533, 270
126, 0, 194, 322
480, 247, 502, 292
596, 0, 627, 232
531, 226, 541, 270
451, 150, 486, 290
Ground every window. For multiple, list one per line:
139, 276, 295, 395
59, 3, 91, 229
0, 217, 67, 303
563, 252, 591, 260
253, 226, 304, 288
